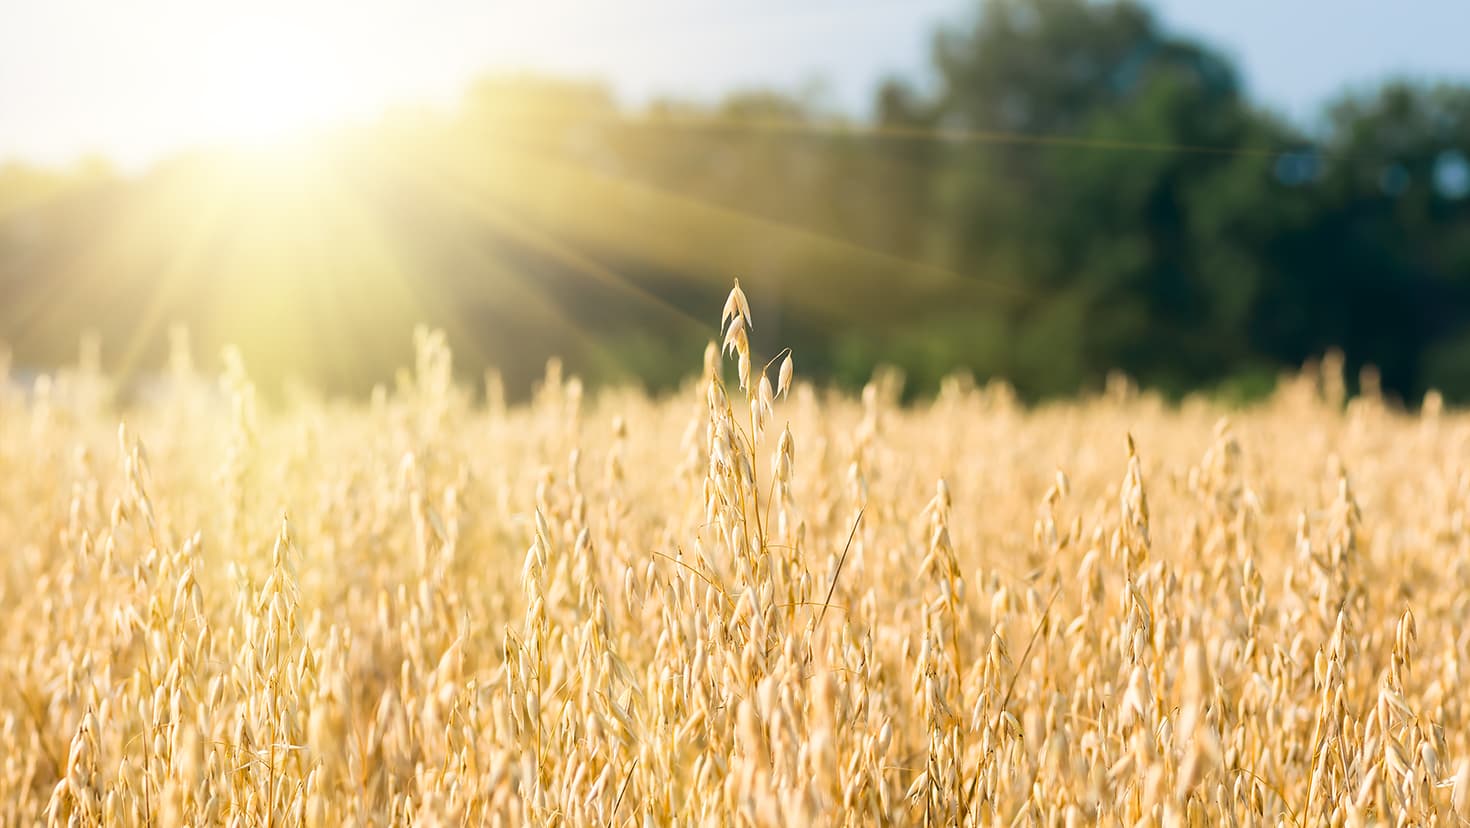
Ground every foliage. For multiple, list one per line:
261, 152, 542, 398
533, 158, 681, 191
2, 0, 1470, 404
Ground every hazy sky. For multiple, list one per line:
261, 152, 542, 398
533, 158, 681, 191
3, 0, 1469, 170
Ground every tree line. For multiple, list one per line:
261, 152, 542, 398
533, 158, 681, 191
3, 0, 1470, 403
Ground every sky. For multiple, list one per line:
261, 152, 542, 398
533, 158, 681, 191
2, 0, 1470, 170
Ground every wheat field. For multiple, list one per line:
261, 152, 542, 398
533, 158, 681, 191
6, 283, 1470, 826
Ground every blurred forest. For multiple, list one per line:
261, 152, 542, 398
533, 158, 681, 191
4, 0, 1470, 403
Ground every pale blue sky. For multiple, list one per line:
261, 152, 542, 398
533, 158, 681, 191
2, 0, 1469, 170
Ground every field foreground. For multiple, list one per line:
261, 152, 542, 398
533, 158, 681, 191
5, 298, 1470, 825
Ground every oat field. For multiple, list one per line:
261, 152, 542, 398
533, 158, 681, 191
7, 284, 1470, 826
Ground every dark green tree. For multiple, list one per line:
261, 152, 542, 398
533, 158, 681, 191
924, 0, 1296, 396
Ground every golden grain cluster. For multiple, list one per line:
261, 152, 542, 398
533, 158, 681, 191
4, 284, 1470, 826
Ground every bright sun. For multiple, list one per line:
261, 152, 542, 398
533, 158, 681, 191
199, 22, 352, 149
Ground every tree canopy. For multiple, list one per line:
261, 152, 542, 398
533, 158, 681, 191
2, 0, 1469, 405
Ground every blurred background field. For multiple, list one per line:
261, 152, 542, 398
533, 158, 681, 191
4, 0, 1470, 403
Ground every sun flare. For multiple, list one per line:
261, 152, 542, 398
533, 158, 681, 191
198, 21, 352, 149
